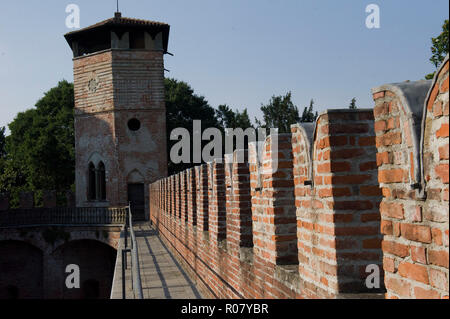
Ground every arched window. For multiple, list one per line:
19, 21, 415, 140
88, 161, 106, 201
98, 161, 106, 201
88, 162, 96, 200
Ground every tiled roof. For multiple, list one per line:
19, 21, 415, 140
65, 15, 169, 37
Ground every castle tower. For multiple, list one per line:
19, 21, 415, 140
64, 12, 170, 219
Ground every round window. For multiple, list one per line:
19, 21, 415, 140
128, 118, 141, 131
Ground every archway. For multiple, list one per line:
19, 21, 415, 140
0, 241, 44, 299
53, 239, 117, 299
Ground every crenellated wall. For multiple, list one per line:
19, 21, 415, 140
372, 55, 449, 299
149, 109, 385, 299
149, 56, 449, 299
292, 109, 383, 297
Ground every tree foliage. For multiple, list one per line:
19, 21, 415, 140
0, 127, 5, 159
257, 92, 301, 133
0, 127, 6, 188
216, 104, 253, 129
165, 78, 221, 174
349, 97, 357, 109
426, 19, 449, 80
300, 99, 318, 123
1, 80, 75, 206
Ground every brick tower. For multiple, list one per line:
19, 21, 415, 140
64, 12, 170, 219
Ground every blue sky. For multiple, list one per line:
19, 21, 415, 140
0, 0, 448, 134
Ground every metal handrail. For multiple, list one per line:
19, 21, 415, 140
121, 203, 144, 299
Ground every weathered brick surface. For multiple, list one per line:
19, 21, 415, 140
73, 49, 168, 213
292, 110, 383, 297
150, 118, 384, 298
372, 55, 449, 299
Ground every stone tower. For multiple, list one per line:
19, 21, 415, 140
64, 12, 169, 219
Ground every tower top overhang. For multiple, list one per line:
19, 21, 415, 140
64, 13, 170, 57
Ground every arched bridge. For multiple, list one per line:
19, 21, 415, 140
0, 207, 203, 300
0, 207, 124, 299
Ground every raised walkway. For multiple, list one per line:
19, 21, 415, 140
111, 222, 203, 299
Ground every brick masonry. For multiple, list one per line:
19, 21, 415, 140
149, 56, 449, 299
73, 49, 167, 213
150, 111, 383, 298
292, 110, 383, 297
372, 55, 449, 299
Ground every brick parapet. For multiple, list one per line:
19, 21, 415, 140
372, 55, 449, 299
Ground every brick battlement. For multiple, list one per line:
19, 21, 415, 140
149, 56, 449, 299
372, 55, 449, 299
150, 109, 384, 299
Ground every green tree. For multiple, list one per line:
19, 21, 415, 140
216, 104, 253, 129
349, 97, 357, 109
216, 105, 254, 154
165, 78, 221, 174
0, 127, 5, 159
300, 99, 318, 123
2, 80, 75, 206
257, 92, 301, 133
0, 127, 6, 190
426, 19, 449, 80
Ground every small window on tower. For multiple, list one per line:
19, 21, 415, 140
130, 31, 145, 49
128, 118, 141, 131
88, 161, 107, 201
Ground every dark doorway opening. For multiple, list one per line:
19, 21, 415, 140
82, 279, 100, 299
6, 285, 19, 299
128, 183, 145, 221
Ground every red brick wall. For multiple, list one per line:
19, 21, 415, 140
372, 55, 449, 299
149, 57, 449, 298
292, 110, 383, 297
149, 113, 384, 298
73, 49, 167, 210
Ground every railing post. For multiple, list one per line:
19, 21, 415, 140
122, 249, 126, 299
124, 207, 129, 269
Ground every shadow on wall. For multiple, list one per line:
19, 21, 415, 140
293, 109, 384, 295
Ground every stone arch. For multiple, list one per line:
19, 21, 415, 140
50, 239, 117, 299
127, 168, 145, 184
0, 240, 44, 299
87, 152, 106, 168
